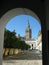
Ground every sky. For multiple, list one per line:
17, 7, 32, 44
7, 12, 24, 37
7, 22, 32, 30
5, 15, 41, 39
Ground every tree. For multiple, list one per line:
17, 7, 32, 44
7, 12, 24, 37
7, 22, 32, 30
4, 29, 30, 50
4, 29, 17, 48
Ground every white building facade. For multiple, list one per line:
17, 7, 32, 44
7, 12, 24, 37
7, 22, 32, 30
25, 39, 38, 50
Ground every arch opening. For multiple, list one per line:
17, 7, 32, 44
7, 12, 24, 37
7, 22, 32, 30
0, 8, 42, 65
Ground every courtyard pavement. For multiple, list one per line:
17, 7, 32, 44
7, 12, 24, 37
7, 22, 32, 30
3, 49, 42, 65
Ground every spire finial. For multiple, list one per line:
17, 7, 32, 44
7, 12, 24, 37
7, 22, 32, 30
27, 20, 30, 28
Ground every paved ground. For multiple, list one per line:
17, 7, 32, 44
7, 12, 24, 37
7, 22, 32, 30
3, 60, 42, 65
3, 49, 42, 60
3, 49, 42, 65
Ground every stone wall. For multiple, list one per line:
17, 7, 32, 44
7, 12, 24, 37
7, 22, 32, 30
3, 48, 22, 56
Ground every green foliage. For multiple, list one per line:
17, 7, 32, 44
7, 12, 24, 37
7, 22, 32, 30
4, 29, 30, 50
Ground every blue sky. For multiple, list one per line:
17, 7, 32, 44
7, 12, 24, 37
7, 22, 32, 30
5, 15, 41, 39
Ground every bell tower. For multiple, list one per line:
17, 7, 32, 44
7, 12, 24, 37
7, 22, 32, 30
25, 21, 32, 40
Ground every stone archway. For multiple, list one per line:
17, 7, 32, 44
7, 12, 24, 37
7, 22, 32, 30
0, 8, 42, 62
